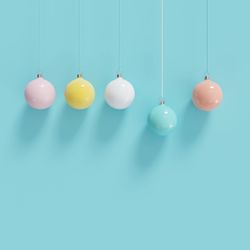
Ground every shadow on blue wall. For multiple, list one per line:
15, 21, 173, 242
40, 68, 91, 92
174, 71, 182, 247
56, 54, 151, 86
17, 105, 49, 145
180, 100, 210, 146
56, 104, 88, 143
134, 125, 167, 168
94, 102, 126, 142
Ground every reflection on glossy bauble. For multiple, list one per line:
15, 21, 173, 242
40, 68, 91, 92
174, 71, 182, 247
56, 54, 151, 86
148, 104, 177, 136
24, 76, 56, 110
192, 79, 223, 111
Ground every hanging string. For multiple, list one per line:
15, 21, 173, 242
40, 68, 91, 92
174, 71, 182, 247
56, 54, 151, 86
38, 0, 41, 75
78, 0, 82, 75
160, 0, 165, 103
206, 0, 209, 78
117, 0, 121, 76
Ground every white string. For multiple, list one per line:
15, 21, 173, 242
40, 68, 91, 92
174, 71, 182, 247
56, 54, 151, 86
160, 0, 164, 102
38, 0, 41, 75
206, 0, 209, 77
118, 0, 121, 75
78, 0, 82, 74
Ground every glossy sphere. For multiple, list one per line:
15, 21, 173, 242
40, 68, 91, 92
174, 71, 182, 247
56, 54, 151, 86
192, 79, 223, 111
104, 76, 135, 109
65, 77, 95, 110
24, 77, 56, 110
148, 104, 177, 136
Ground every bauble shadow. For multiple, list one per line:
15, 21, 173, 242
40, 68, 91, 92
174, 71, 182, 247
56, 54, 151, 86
134, 125, 167, 169
16, 105, 49, 145
94, 102, 126, 142
56, 104, 88, 143
180, 100, 210, 146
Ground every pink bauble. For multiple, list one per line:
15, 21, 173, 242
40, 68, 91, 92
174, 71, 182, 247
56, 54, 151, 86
24, 77, 56, 109
192, 79, 223, 111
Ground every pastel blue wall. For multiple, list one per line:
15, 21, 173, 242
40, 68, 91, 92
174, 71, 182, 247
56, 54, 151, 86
0, 0, 249, 249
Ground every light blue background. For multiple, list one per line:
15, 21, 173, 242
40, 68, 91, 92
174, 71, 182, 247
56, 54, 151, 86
0, 0, 249, 249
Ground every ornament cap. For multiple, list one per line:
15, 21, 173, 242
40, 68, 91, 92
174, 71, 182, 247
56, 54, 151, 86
37, 73, 43, 78
160, 98, 165, 105
204, 74, 209, 80
77, 73, 83, 78
117, 73, 123, 78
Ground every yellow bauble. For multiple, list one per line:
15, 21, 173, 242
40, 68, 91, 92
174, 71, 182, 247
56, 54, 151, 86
65, 76, 95, 109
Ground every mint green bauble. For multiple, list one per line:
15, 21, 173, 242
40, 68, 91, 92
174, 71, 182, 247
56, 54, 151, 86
148, 104, 177, 136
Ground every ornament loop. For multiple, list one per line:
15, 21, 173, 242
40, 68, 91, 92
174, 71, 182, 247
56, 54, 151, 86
117, 73, 122, 78
77, 73, 83, 78
37, 73, 43, 78
204, 74, 209, 80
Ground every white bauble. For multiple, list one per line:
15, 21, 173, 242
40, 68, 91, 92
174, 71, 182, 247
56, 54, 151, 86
104, 76, 135, 110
